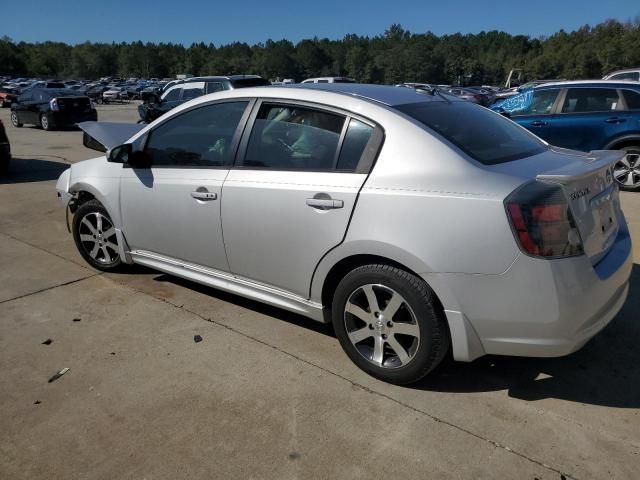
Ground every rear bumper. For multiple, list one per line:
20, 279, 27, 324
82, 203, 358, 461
49, 111, 97, 127
428, 222, 632, 361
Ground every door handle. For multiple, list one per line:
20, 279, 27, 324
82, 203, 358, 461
191, 191, 217, 201
605, 117, 626, 124
306, 198, 344, 209
530, 120, 548, 127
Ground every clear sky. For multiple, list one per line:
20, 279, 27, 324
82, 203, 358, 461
4, 0, 639, 45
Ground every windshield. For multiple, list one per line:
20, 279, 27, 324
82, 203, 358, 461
396, 101, 546, 165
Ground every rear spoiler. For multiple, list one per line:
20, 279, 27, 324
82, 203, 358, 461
536, 150, 624, 183
78, 121, 145, 153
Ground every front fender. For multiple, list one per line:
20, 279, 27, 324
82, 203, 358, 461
68, 178, 122, 228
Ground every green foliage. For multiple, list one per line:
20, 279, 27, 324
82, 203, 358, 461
1, 19, 639, 84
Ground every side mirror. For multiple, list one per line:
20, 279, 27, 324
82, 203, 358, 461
107, 144, 132, 163
108, 143, 151, 168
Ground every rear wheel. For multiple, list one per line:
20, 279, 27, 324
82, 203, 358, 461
332, 264, 450, 385
72, 200, 123, 271
613, 146, 640, 191
40, 114, 53, 131
10, 111, 22, 127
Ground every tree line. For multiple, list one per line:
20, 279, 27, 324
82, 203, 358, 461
1, 19, 639, 85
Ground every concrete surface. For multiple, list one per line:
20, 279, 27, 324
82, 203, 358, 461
0, 104, 639, 479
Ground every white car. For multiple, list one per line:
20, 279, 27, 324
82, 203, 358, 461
101, 87, 128, 102
57, 84, 632, 384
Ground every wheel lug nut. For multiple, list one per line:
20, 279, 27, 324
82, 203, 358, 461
382, 334, 388, 340
374, 312, 380, 318
368, 324, 374, 330
387, 321, 393, 328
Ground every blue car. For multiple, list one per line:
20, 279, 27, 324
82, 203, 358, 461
492, 81, 640, 191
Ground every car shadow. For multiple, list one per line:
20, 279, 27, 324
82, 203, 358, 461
154, 263, 639, 408
0, 157, 69, 184
152, 274, 334, 337
417, 263, 640, 408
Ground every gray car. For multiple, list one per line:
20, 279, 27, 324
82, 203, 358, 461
56, 84, 632, 384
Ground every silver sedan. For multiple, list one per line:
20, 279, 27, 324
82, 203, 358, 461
56, 84, 632, 384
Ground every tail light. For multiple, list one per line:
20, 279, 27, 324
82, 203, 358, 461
506, 181, 583, 258
50, 98, 59, 111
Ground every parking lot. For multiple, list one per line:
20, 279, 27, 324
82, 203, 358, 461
1, 102, 639, 479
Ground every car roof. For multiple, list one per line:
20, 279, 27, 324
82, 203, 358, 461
283, 83, 458, 107
536, 80, 640, 89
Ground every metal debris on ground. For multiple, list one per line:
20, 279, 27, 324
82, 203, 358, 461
41, 339, 53, 345
193, 335, 203, 343
48, 367, 70, 383
72, 318, 81, 322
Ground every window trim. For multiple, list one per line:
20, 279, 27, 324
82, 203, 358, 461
129, 97, 256, 170
233, 98, 384, 174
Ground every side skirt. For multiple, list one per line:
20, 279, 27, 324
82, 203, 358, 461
129, 250, 326, 322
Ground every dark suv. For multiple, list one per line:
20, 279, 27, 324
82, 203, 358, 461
138, 75, 270, 123
492, 81, 640, 190
11, 89, 97, 131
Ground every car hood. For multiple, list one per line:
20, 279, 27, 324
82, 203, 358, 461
78, 121, 145, 151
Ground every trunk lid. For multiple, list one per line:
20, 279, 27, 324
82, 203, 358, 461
56, 96, 92, 113
490, 147, 624, 264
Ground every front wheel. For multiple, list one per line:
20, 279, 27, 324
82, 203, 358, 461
332, 264, 450, 385
10, 111, 22, 127
614, 146, 640, 191
72, 200, 123, 271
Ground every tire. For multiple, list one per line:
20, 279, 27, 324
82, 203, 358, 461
614, 146, 640, 192
40, 114, 53, 131
10, 111, 22, 127
331, 264, 450, 385
72, 200, 124, 272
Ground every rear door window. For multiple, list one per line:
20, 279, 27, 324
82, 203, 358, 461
561, 88, 620, 113
396, 101, 546, 165
242, 103, 345, 170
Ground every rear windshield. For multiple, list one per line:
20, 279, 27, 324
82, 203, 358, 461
231, 78, 271, 88
39, 89, 84, 99
395, 101, 546, 165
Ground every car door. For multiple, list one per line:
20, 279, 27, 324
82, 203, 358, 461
542, 87, 626, 151
119, 99, 253, 271
221, 101, 382, 297
511, 88, 562, 141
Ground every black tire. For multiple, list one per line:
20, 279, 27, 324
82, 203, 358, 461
332, 264, 450, 385
10, 111, 22, 127
615, 145, 640, 192
72, 200, 124, 272
40, 114, 53, 131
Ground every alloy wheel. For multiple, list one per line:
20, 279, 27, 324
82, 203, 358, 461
77, 212, 119, 265
613, 150, 640, 188
344, 284, 420, 369
10, 112, 19, 127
